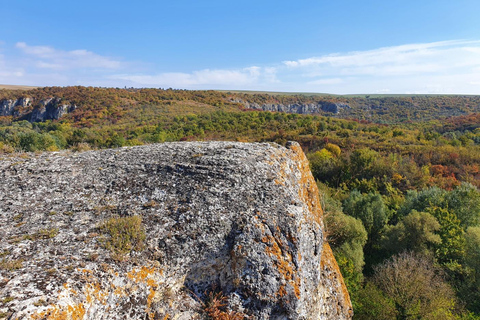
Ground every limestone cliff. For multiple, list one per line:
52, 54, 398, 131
0, 141, 352, 319
0, 97, 77, 121
230, 99, 350, 115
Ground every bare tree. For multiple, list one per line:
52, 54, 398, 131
373, 252, 457, 320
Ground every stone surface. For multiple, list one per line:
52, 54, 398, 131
0, 99, 16, 117
29, 98, 77, 122
0, 97, 76, 121
0, 141, 352, 319
230, 99, 350, 115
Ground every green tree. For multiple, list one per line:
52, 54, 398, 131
398, 187, 447, 218
343, 190, 390, 271
320, 183, 368, 294
343, 191, 388, 238
382, 210, 441, 255
349, 148, 379, 180
461, 227, 480, 313
354, 282, 397, 320
428, 207, 466, 265
325, 143, 341, 157
447, 183, 480, 228
326, 211, 368, 273
308, 149, 343, 187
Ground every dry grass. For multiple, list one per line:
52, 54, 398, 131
0, 84, 40, 90
201, 290, 247, 320
0, 258, 23, 271
98, 215, 146, 261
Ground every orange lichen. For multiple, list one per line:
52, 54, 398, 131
278, 285, 287, 297
30, 302, 86, 320
126, 266, 161, 320
84, 282, 108, 305
320, 243, 351, 309
126, 265, 156, 282
147, 287, 156, 319
262, 233, 300, 299
288, 143, 324, 226
293, 277, 301, 299
30, 265, 163, 320
286, 232, 298, 245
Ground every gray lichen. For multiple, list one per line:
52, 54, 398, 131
0, 141, 352, 319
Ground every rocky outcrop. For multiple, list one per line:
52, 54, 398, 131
29, 98, 77, 122
0, 98, 31, 117
232, 99, 350, 114
0, 97, 76, 121
0, 141, 352, 319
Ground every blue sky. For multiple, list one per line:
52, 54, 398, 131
1, 0, 480, 94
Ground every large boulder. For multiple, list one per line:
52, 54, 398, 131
0, 141, 352, 319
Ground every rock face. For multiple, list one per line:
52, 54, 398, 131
0, 97, 76, 121
232, 99, 350, 115
0, 98, 31, 117
0, 141, 352, 319
28, 98, 77, 122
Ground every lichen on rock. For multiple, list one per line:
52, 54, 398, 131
0, 141, 352, 319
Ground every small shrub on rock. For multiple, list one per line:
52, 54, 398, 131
98, 215, 146, 261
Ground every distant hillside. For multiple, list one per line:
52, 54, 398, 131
230, 92, 480, 123
1, 86, 480, 125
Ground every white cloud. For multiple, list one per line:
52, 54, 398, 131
283, 40, 480, 69
0, 43, 25, 82
0, 42, 129, 86
111, 66, 276, 89
15, 42, 122, 70
278, 40, 480, 94
307, 78, 343, 85
1, 39, 480, 93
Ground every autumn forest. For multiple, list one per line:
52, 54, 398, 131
2, 86, 480, 319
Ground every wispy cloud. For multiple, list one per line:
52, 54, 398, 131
0, 43, 25, 81
1, 40, 480, 93
16, 42, 122, 70
280, 40, 480, 93
111, 66, 277, 88
307, 78, 344, 85
283, 40, 480, 69
0, 41, 128, 86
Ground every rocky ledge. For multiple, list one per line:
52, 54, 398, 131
0, 141, 352, 319
0, 97, 77, 122
230, 99, 350, 115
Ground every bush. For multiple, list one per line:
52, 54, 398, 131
99, 215, 146, 260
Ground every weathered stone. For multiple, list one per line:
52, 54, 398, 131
238, 100, 350, 115
0, 97, 76, 121
0, 98, 32, 117
0, 141, 352, 319
29, 98, 77, 122
0, 99, 16, 116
